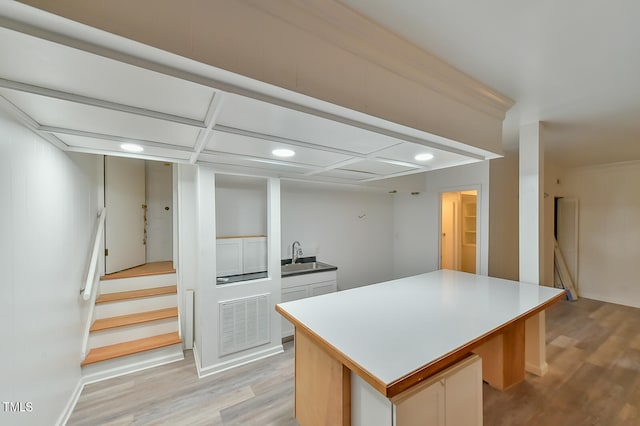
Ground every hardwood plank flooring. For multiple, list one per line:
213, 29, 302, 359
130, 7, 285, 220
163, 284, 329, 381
69, 298, 639, 425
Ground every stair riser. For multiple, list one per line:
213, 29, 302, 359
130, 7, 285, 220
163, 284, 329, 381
99, 273, 176, 293
82, 343, 184, 384
95, 294, 177, 318
89, 319, 179, 349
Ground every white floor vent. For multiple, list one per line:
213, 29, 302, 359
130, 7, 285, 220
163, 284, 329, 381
219, 294, 270, 356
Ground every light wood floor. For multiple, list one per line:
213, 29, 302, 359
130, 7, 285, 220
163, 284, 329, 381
68, 298, 640, 425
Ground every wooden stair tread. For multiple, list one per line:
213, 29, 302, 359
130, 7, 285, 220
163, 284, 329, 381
90, 308, 178, 332
82, 332, 182, 366
101, 261, 175, 281
96, 285, 177, 304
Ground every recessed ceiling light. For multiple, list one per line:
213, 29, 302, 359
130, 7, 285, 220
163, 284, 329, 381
121, 143, 144, 153
272, 148, 295, 158
414, 153, 434, 162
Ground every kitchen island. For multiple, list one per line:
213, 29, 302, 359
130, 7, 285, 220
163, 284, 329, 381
276, 270, 565, 426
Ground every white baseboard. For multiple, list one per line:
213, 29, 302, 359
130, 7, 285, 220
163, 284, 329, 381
578, 292, 640, 309
197, 344, 284, 379
525, 361, 548, 377
56, 378, 84, 426
82, 344, 184, 385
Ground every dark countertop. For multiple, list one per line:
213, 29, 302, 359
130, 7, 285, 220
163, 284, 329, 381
216, 257, 337, 284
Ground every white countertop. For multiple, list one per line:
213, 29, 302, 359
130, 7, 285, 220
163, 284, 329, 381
277, 269, 565, 386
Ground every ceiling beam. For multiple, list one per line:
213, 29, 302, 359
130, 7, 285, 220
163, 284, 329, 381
190, 91, 225, 164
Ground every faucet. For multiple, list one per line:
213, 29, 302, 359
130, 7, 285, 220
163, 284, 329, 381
292, 241, 303, 264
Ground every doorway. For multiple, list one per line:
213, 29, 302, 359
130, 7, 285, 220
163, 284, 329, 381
441, 190, 477, 273
104, 156, 174, 274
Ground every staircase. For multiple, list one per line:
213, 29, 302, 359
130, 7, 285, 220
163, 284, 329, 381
82, 261, 184, 383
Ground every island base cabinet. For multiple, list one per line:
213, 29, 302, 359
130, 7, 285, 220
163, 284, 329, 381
352, 354, 482, 426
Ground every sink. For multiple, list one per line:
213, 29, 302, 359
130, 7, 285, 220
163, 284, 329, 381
281, 261, 335, 276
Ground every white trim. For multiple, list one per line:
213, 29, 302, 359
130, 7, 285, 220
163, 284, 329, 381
525, 361, 549, 377
196, 345, 284, 379
81, 346, 184, 385
577, 292, 640, 310
55, 379, 84, 426
437, 184, 485, 275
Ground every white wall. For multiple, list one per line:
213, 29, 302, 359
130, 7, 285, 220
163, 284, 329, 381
215, 175, 267, 237
392, 192, 439, 278
0, 112, 99, 425
488, 152, 519, 281
561, 161, 640, 308
281, 182, 395, 290
398, 161, 491, 276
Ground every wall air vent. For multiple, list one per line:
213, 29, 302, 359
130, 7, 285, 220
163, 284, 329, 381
219, 294, 270, 356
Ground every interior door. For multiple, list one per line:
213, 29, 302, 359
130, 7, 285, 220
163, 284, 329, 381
441, 192, 457, 269
105, 156, 146, 274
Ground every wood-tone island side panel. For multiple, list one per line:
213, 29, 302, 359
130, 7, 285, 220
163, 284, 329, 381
295, 330, 350, 426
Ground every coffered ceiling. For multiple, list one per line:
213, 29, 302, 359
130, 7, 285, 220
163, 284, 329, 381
0, 17, 497, 187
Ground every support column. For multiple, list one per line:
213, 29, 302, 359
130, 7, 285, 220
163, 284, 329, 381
519, 122, 548, 376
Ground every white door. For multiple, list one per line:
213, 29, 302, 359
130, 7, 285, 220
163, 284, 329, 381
105, 156, 146, 274
145, 161, 173, 262
441, 192, 459, 270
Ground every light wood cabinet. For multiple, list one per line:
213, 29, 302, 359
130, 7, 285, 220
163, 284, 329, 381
281, 270, 337, 338
352, 354, 482, 426
393, 354, 482, 426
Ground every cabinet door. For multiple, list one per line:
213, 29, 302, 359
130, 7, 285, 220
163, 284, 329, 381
242, 237, 267, 273
216, 239, 243, 277
444, 356, 482, 426
394, 380, 445, 426
310, 281, 337, 297
281, 287, 309, 338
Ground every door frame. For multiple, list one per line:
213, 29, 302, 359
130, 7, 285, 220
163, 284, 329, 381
438, 184, 483, 274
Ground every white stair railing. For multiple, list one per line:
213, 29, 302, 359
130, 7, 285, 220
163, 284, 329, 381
81, 208, 106, 300
81, 208, 106, 359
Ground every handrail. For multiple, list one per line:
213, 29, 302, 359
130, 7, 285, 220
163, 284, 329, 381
81, 208, 106, 300
81, 208, 106, 359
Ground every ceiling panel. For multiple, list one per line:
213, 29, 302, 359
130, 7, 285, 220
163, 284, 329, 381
316, 168, 379, 181
56, 134, 192, 160
217, 93, 403, 155
340, 159, 416, 175
198, 153, 313, 174
373, 142, 478, 170
0, 27, 214, 121
205, 130, 354, 167
0, 90, 200, 147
